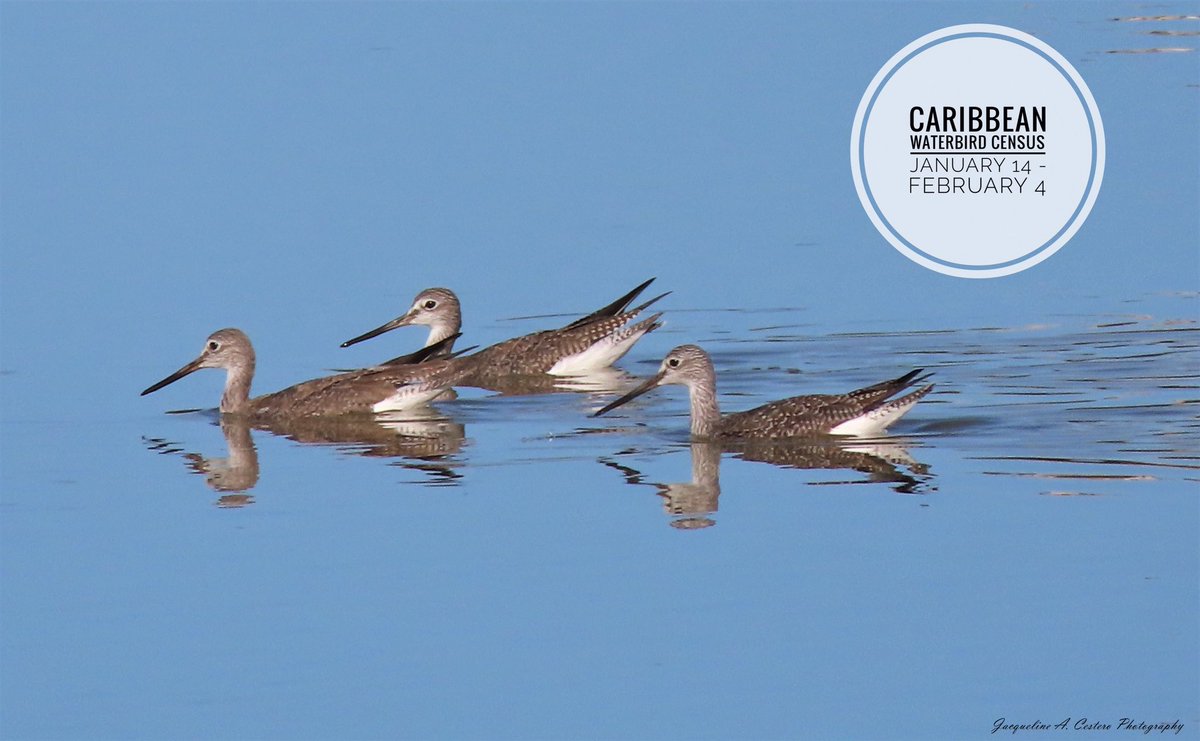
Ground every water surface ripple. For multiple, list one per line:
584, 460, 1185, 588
146, 306, 1198, 510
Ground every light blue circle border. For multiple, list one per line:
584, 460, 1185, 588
854, 28, 1103, 273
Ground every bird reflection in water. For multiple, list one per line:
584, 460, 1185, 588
600, 438, 933, 528
728, 439, 932, 494
145, 419, 259, 507
144, 409, 468, 505
464, 366, 636, 397
601, 443, 723, 529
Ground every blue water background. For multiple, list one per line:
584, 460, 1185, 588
2, 2, 1197, 739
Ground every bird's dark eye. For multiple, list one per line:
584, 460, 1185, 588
423, 300, 438, 310
207, 341, 219, 351
667, 357, 680, 368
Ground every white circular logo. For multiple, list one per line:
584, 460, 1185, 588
851, 24, 1105, 278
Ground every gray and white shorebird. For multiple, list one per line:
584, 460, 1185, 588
593, 344, 934, 438
340, 279, 667, 380
141, 329, 468, 417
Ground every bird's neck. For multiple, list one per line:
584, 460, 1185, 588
425, 316, 460, 347
220, 360, 254, 414
687, 370, 721, 439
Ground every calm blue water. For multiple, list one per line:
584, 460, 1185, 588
2, 2, 1197, 739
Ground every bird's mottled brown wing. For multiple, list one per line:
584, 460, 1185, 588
378, 333, 464, 366
249, 360, 466, 417
844, 369, 928, 407
718, 393, 869, 438
462, 310, 661, 378
560, 277, 656, 330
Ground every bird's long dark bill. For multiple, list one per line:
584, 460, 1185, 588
141, 356, 204, 396
592, 371, 664, 417
340, 312, 413, 348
